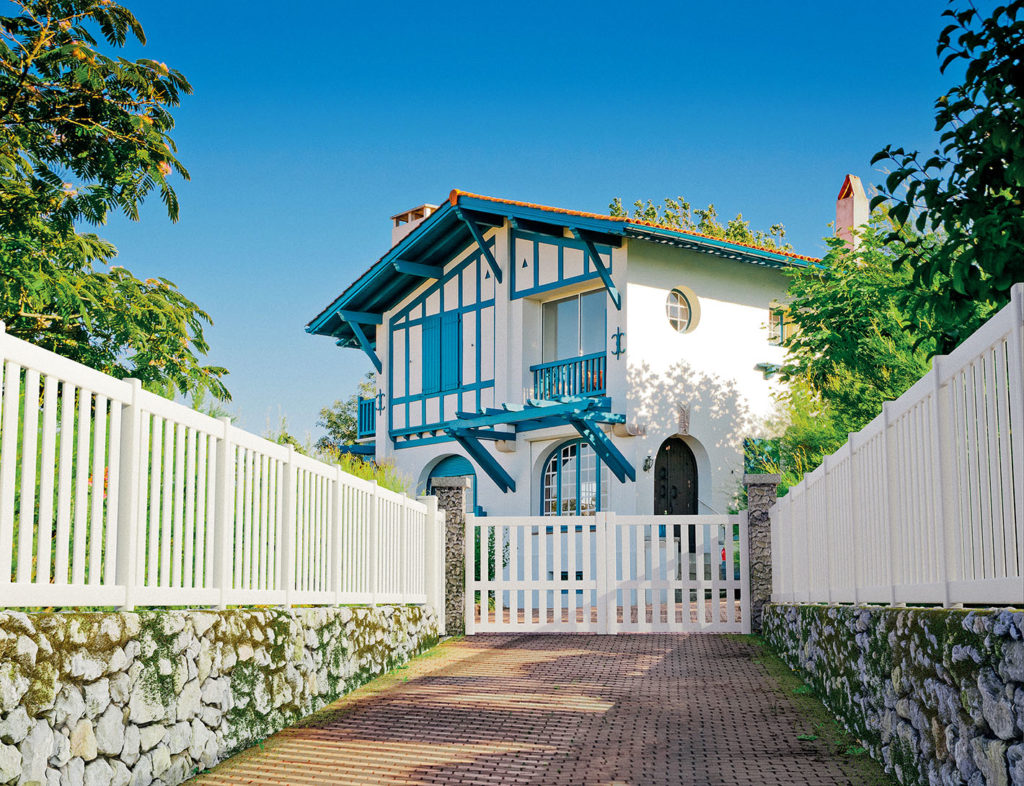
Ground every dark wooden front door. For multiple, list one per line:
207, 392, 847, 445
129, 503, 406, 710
654, 437, 698, 515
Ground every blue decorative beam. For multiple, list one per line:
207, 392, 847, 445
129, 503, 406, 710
337, 309, 383, 325
393, 260, 441, 279
338, 443, 376, 456
569, 415, 636, 483
347, 320, 382, 373
570, 227, 621, 310
456, 428, 514, 442
450, 399, 594, 430
455, 207, 502, 283
446, 428, 515, 492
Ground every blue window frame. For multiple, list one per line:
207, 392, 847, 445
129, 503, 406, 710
541, 439, 607, 516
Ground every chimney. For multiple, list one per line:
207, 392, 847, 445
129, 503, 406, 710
835, 174, 869, 247
391, 204, 438, 246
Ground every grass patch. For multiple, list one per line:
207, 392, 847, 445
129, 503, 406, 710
728, 634, 898, 786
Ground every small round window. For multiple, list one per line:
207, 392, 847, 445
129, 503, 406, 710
666, 289, 692, 332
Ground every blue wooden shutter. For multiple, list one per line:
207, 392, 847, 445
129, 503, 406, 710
422, 315, 441, 394
440, 311, 461, 391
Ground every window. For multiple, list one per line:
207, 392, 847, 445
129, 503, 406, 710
541, 440, 607, 516
768, 308, 794, 345
542, 291, 606, 362
666, 289, 692, 332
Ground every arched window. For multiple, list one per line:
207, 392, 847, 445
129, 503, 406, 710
541, 440, 607, 515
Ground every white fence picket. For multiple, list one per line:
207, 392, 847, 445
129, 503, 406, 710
0, 324, 442, 611
771, 284, 1024, 607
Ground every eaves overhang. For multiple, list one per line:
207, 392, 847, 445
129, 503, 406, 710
306, 190, 822, 348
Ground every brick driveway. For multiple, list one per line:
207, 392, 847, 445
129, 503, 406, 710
195, 635, 878, 786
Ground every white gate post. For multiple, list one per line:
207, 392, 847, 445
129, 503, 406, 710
368, 480, 379, 607
930, 356, 955, 607
464, 513, 475, 635
280, 445, 296, 608
419, 494, 446, 634
740, 510, 751, 634
116, 379, 142, 611
595, 512, 608, 634
332, 465, 344, 605
603, 511, 617, 634
881, 403, 902, 605
213, 417, 234, 610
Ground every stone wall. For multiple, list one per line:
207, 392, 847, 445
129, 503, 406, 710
743, 473, 778, 633
430, 476, 468, 636
0, 605, 438, 786
764, 603, 1024, 786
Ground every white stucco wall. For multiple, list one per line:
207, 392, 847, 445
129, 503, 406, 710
622, 239, 790, 513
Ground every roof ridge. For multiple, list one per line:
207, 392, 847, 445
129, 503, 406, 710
448, 189, 820, 263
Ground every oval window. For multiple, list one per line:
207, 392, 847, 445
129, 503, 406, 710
666, 289, 692, 332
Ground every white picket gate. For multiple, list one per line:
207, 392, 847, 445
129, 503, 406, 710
465, 512, 749, 634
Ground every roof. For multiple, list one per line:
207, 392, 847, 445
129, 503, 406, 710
307, 190, 820, 348
447, 191, 820, 265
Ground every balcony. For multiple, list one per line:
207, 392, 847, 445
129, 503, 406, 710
357, 397, 376, 439
530, 352, 606, 400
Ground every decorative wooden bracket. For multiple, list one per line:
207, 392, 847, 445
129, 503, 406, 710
570, 227, 621, 310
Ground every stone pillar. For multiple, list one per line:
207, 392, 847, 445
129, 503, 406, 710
429, 477, 469, 635
744, 473, 779, 633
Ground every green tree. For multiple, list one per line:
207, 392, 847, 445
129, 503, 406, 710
871, 0, 1024, 353
780, 212, 938, 428
0, 0, 227, 399
314, 373, 375, 453
752, 211, 940, 489
609, 196, 791, 250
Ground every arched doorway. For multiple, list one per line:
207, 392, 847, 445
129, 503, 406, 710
654, 437, 697, 515
426, 455, 478, 514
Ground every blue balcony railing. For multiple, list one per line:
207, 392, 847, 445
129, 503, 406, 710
530, 352, 606, 400
357, 397, 376, 439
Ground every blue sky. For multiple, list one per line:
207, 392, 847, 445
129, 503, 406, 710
101, 0, 950, 439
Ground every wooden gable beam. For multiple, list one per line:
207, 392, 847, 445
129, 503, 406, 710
570, 227, 622, 311
337, 309, 382, 325
335, 309, 383, 373
569, 415, 636, 483
446, 428, 516, 493
393, 260, 441, 279
346, 320, 382, 374
454, 207, 502, 284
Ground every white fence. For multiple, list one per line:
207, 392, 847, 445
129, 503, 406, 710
466, 513, 749, 634
0, 325, 445, 615
772, 284, 1024, 607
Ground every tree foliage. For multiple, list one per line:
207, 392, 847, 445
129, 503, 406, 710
609, 196, 791, 250
0, 0, 227, 399
780, 212, 938, 427
871, 0, 1024, 353
753, 212, 939, 490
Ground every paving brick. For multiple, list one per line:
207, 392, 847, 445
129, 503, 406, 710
194, 635, 874, 785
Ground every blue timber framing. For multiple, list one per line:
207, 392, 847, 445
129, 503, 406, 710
338, 443, 376, 456
567, 414, 635, 483
570, 227, 621, 310
454, 207, 502, 283
393, 260, 441, 279
337, 310, 383, 373
388, 241, 496, 446
444, 397, 634, 493
448, 429, 515, 492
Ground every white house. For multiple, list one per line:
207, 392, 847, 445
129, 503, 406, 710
307, 188, 831, 518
